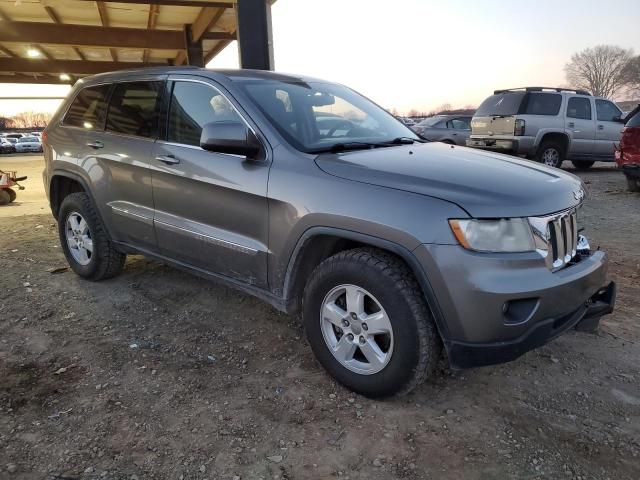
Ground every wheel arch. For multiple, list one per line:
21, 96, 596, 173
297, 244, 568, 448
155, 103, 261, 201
537, 131, 570, 156
49, 171, 88, 219
282, 227, 450, 342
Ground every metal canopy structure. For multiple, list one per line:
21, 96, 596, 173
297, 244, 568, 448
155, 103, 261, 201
0, 0, 274, 84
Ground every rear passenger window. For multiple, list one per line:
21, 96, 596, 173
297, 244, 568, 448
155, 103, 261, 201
595, 100, 622, 122
450, 118, 471, 130
167, 81, 243, 147
106, 81, 162, 138
63, 85, 110, 130
567, 97, 592, 120
523, 93, 562, 115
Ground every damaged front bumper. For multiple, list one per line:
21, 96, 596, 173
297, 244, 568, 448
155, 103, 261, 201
448, 281, 616, 369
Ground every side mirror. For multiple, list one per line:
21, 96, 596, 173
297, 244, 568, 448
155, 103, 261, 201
200, 121, 261, 158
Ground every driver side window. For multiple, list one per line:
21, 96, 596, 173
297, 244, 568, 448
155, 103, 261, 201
167, 81, 243, 147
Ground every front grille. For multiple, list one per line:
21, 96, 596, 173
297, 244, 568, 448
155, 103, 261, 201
529, 209, 578, 271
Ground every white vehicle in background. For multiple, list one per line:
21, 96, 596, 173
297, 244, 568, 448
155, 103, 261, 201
14, 136, 43, 153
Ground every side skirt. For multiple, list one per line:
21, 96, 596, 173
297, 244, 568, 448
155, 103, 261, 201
113, 241, 288, 314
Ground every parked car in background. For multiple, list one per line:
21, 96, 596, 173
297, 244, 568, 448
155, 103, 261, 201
2, 133, 26, 140
467, 87, 625, 169
399, 117, 416, 127
15, 136, 43, 153
616, 104, 640, 192
0, 137, 16, 154
413, 115, 472, 145
43, 67, 614, 397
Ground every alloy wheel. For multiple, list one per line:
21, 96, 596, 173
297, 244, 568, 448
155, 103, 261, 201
65, 211, 93, 266
320, 284, 394, 375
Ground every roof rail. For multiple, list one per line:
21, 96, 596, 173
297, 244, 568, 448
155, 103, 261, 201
493, 87, 592, 96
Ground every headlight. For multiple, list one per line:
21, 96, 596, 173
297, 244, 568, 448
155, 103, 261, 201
448, 218, 535, 252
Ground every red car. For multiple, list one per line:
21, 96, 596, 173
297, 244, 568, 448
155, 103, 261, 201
616, 105, 640, 192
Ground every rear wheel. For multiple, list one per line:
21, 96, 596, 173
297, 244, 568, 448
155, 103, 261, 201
58, 192, 126, 280
536, 141, 564, 168
0, 190, 9, 205
627, 177, 640, 192
571, 160, 595, 170
303, 248, 440, 397
6, 188, 16, 203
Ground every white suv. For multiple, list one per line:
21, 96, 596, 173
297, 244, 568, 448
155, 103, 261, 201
466, 87, 624, 169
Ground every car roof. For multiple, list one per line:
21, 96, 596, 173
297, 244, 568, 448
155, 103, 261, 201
78, 67, 330, 87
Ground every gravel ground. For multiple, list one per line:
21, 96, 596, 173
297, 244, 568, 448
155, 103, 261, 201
1, 156, 639, 479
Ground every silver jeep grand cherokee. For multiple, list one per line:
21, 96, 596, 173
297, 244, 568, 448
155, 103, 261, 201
43, 68, 615, 397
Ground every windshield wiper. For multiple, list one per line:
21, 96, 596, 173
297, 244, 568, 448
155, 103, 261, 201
326, 142, 385, 153
312, 137, 425, 154
385, 136, 427, 144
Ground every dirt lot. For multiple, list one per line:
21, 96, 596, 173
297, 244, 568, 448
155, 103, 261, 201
1, 154, 639, 480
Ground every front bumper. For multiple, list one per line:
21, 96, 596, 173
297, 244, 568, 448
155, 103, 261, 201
413, 244, 613, 369
448, 281, 615, 368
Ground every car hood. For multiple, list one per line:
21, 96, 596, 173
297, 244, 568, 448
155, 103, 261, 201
314, 142, 584, 218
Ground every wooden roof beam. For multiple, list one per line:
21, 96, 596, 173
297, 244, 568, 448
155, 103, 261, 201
143, 3, 160, 64
0, 21, 186, 50
42, 4, 87, 61
174, 6, 227, 65
96, 1, 118, 61
0, 58, 167, 75
81, 0, 234, 7
0, 74, 72, 84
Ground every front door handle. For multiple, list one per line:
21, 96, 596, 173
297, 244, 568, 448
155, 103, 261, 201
155, 154, 180, 165
598, 125, 604, 130
86, 141, 104, 149
567, 122, 575, 128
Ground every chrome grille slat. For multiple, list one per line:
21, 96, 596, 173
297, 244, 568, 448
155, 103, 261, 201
529, 209, 578, 271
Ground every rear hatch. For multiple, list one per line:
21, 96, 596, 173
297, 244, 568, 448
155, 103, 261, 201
471, 91, 525, 137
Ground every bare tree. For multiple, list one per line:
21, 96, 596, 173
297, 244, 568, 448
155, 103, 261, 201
565, 45, 633, 98
621, 55, 640, 98
5, 111, 52, 129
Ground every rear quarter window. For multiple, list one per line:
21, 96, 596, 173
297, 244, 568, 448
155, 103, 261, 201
522, 93, 562, 115
62, 84, 111, 130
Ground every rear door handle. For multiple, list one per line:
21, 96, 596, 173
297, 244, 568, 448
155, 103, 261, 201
568, 122, 575, 128
155, 154, 180, 165
598, 125, 604, 130
86, 141, 104, 149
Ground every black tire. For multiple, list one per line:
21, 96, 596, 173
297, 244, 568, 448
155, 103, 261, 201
58, 192, 126, 280
627, 177, 640, 192
535, 141, 564, 168
0, 189, 9, 205
571, 160, 595, 170
302, 248, 440, 397
6, 188, 16, 203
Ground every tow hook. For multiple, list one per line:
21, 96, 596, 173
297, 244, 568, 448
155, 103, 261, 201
575, 281, 616, 333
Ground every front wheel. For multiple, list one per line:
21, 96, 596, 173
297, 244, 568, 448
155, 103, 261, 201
536, 141, 564, 168
58, 192, 126, 280
303, 248, 440, 397
571, 160, 595, 170
6, 188, 16, 203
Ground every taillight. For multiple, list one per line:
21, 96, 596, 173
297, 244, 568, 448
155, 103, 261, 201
514, 119, 525, 136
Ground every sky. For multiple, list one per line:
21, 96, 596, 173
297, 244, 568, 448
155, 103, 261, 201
2, 0, 639, 116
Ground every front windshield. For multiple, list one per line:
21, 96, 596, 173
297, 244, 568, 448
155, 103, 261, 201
239, 80, 419, 152
418, 116, 445, 127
